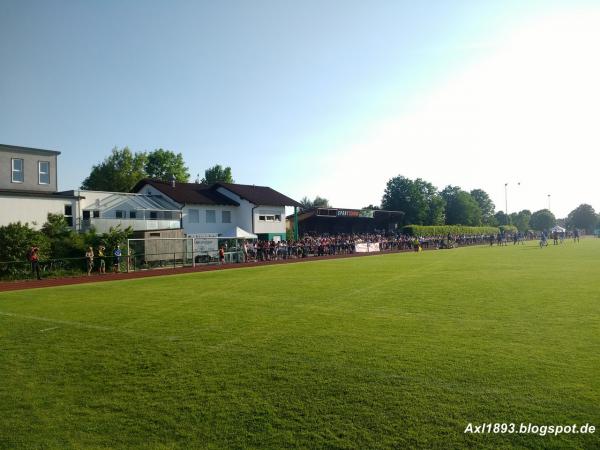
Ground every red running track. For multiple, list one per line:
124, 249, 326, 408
0, 249, 418, 292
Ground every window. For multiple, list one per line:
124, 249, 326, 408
116, 210, 124, 219
188, 209, 199, 223
11, 159, 24, 183
92, 210, 100, 218
149, 232, 161, 237
150, 211, 158, 220
206, 210, 216, 223
64, 205, 73, 227
38, 161, 50, 184
129, 211, 137, 219
259, 214, 278, 222
222, 210, 231, 223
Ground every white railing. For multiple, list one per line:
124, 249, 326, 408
79, 218, 180, 233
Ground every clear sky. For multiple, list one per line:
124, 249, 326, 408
1, 0, 599, 218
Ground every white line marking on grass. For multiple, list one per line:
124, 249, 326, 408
39, 326, 59, 332
0, 311, 178, 341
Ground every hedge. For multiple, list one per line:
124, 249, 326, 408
401, 225, 500, 237
498, 225, 519, 234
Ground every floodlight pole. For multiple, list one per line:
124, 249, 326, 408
548, 194, 551, 211
504, 183, 508, 216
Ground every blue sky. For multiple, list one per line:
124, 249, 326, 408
1, 0, 599, 217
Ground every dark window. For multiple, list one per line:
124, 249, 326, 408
130, 211, 137, 219
93, 210, 100, 218
150, 211, 158, 220
116, 211, 123, 219
64, 205, 72, 216
149, 232, 161, 237
83, 211, 90, 220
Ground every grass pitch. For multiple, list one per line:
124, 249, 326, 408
1, 240, 599, 449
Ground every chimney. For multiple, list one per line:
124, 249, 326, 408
171, 174, 176, 188
195, 173, 200, 184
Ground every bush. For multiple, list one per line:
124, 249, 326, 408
0, 222, 50, 277
499, 225, 518, 234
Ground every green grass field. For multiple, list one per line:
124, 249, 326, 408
1, 240, 599, 449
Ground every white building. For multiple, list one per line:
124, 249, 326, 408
133, 179, 301, 241
1, 144, 301, 241
0, 144, 181, 233
0, 144, 80, 228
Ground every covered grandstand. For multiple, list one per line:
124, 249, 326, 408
288, 208, 404, 235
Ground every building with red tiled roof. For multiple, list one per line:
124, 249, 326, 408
133, 179, 301, 241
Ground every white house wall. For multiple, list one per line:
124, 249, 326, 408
253, 206, 287, 235
215, 187, 253, 232
0, 195, 76, 229
182, 205, 239, 235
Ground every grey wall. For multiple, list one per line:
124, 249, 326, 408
0, 148, 58, 192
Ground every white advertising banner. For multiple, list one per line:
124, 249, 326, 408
355, 242, 381, 253
188, 233, 219, 254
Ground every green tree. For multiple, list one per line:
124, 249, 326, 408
441, 186, 482, 226
529, 209, 556, 231
0, 222, 50, 276
494, 211, 510, 226
81, 147, 147, 192
299, 196, 313, 211
313, 196, 330, 208
101, 225, 133, 252
201, 165, 234, 185
381, 176, 444, 225
145, 149, 190, 182
566, 204, 598, 233
513, 210, 531, 232
470, 189, 496, 225
41, 213, 85, 259
299, 196, 330, 211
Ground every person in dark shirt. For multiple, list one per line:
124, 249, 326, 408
28, 246, 41, 280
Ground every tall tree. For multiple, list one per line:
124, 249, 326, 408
513, 210, 531, 232
313, 196, 330, 208
81, 147, 147, 192
145, 149, 190, 182
529, 209, 556, 231
201, 165, 234, 184
470, 189, 496, 225
494, 211, 510, 226
299, 196, 313, 211
381, 176, 444, 225
441, 186, 482, 226
299, 196, 330, 211
566, 204, 598, 233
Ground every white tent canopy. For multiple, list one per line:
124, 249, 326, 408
551, 225, 566, 233
221, 227, 258, 239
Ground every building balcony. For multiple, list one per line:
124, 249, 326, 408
79, 218, 181, 233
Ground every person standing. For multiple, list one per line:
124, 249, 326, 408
97, 245, 106, 274
28, 246, 41, 280
85, 247, 94, 276
113, 245, 122, 273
